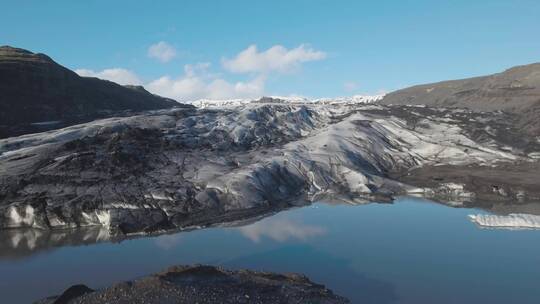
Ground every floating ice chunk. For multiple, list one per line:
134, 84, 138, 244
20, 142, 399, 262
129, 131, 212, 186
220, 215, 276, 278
469, 213, 540, 229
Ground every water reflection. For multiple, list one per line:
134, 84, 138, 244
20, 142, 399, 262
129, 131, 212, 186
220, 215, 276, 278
154, 234, 184, 250
2, 198, 540, 260
1, 198, 540, 304
223, 245, 399, 304
238, 218, 326, 243
0, 226, 111, 260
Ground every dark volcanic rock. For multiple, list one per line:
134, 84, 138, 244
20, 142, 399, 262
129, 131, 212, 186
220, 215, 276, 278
0, 46, 189, 138
35, 265, 349, 304
380, 63, 540, 135
51, 285, 95, 304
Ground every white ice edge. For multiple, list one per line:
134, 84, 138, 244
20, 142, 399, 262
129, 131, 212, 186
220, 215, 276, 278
468, 213, 540, 229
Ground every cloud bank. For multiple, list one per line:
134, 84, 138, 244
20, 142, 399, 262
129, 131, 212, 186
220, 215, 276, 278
77, 43, 325, 101
222, 44, 326, 74
146, 62, 265, 101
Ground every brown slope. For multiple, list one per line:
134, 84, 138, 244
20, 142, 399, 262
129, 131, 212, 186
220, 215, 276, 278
380, 63, 540, 135
0, 46, 189, 138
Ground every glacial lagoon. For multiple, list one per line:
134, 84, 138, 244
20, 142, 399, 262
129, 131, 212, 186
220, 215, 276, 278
1, 197, 539, 304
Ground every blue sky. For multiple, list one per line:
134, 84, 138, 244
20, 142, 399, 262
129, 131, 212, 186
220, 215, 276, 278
3, 0, 540, 101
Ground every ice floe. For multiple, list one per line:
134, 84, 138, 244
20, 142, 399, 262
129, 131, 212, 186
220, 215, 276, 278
468, 213, 540, 229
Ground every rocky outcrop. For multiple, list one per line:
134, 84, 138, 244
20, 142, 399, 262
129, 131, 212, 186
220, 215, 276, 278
1, 102, 537, 235
36, 265, 349, 304
0, 46, 188, 138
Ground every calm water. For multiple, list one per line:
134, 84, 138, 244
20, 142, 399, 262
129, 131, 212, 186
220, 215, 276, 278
1, 198, 540, 303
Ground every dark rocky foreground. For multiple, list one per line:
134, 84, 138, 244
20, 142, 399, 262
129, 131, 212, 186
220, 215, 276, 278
35, 265, 349, 304
0, 46, 188, 138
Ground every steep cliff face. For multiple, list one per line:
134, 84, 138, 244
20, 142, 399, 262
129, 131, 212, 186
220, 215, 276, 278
0, 46, 185, 138
380, 63, 540, 135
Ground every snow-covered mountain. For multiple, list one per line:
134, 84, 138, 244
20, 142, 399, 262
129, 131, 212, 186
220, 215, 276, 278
191, 98, 253, 108
312, 95, 385, 104
191, 94, 384, 108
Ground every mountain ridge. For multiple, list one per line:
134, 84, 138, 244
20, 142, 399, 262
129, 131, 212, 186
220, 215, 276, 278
0, 46, 188, 138
380, 62, 540, 135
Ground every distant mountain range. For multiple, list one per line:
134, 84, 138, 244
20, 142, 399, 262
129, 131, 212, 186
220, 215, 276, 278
0, 46, 189, 138
191, 94, 384, 108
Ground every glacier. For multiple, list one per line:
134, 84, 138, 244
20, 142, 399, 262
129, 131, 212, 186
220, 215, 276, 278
0, 102, 538, 235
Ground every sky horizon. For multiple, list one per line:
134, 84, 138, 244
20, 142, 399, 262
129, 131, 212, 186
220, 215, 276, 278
3, 0, 540, 101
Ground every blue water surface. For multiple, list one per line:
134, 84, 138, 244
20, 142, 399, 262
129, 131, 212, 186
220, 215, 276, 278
0, 197, 539, 304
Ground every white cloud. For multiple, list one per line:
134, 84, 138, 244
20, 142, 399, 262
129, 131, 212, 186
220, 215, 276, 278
76, 62, 264, 101
222, 44, 326, 74
146, 63, 265, 101
77, 42, 325, 101
75, 68, 143, 85
344, 81, 360, 92
238, 218, 326, 243
147, 41, 177, 63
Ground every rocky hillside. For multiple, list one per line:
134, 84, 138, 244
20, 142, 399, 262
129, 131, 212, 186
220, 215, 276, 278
0, 46, 185, 138
380, 63, 540, 135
